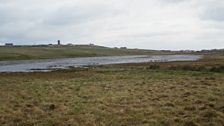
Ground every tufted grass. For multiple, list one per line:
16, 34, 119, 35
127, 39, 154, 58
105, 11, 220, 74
0, 55, 224, 126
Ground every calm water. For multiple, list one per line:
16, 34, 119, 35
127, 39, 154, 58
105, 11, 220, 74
0, 55, 201, 72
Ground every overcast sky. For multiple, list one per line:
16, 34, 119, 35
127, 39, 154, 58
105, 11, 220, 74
0, 0, 223, 50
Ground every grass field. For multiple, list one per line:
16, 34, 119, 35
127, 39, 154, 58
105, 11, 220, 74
0, 55, 224, 126
0, 45, 172, 61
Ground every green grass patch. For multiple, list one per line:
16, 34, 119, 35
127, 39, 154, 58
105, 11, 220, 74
0, 46, 169, 61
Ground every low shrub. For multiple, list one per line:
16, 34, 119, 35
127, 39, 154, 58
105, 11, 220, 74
168, 65, 206, 72
147, 64, 160, 70
209, 65, 224, 73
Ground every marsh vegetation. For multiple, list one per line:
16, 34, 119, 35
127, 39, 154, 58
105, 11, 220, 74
0, 55, 223, 126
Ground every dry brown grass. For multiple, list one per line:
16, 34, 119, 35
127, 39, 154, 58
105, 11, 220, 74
0, 55, 224, 126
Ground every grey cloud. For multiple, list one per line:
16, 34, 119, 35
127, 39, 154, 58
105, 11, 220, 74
43, 7, 94, 26
121, 31, 178, 39
0, 1, 126, 44
0, 6, 18, 24
0, 0, 224, 49
201, 4, 224, 22
159, 0, 189, 4
43, 5, 121, 26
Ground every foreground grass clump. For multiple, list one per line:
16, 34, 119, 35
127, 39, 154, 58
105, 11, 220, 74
0, 55, 224, 126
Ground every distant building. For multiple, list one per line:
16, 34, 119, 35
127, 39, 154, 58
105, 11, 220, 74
67, 43, 73, 46
5, 43, 13, 46
120, 47, 127, 49
89, 43, 94, 46
57, 40, 61, 45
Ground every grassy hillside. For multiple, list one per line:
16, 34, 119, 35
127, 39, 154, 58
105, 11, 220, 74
0, 45, 170, 61
0, 55, 224, 125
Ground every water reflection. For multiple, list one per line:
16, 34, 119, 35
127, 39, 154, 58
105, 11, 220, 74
0, 55, 201, 72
